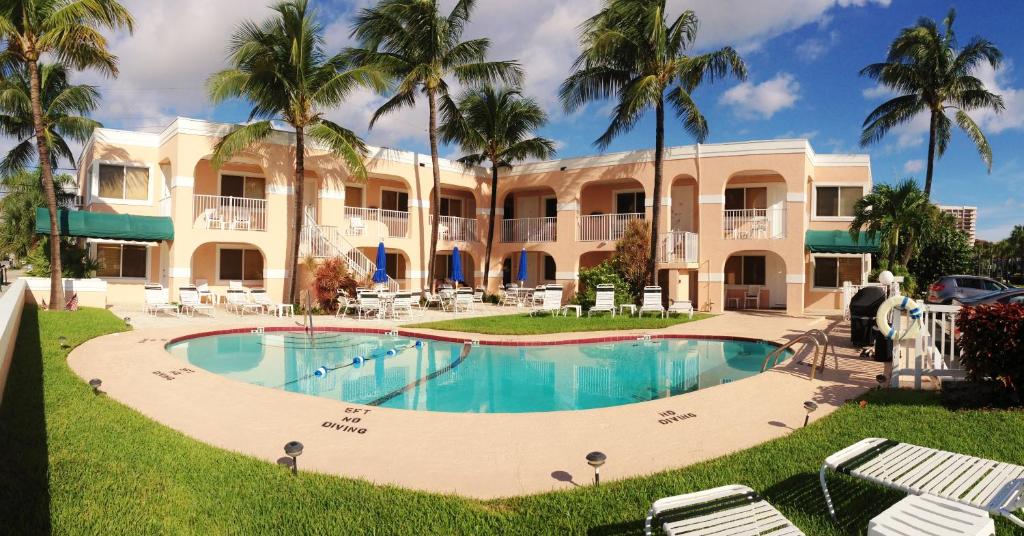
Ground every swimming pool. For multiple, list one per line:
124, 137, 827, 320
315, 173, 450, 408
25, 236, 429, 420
165, 331, 786, 413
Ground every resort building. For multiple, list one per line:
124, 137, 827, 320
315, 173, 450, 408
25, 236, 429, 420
938, 204, 978, 244
59, 117, 876, 315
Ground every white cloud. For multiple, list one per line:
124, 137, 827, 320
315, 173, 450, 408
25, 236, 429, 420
719, 73, 801, 119
861, 84, 894, 99
795, 30, 839, 62
967, 61, 1024, 134
903, 159, 924, 174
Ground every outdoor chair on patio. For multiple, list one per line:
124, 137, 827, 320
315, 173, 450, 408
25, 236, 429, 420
229, 208, 252, 230
195, 279, 218, 305
529, 285, 563, 316
144, 285, 179, 316
179, 287, 214, 317
498, 285, 518, 306
439, 287, 456, 312
453, 287, 474, 313
588, 284, 616, 317
336, 290, 354, 318
249, 289, 282, 315
355, 291, 381, 320
473, 287, 484, 303
391, 291, 415, 319
347, 216, 366, 236
645, 484, 804, 536
225, 288, 262, 315
667, 299, 694, 319
638, 286, 666, 317
744, 285, 761, 309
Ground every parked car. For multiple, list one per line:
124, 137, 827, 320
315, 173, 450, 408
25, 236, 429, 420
953, 288, 1024, 306
926, 275, 1009, 304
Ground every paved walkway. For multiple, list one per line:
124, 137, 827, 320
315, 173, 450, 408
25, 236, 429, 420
68, 309, 881, 499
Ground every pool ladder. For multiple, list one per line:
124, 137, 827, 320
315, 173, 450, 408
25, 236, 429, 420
760, 329, 837, 381
304, 290, 315, 347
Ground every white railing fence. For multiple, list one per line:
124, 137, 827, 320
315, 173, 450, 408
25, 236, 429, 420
841, 281, 901, 320
501, 217, 557, 243
890, 303, 965, 389
299, 210, 399, 292
343, 206, 409, 238
433, 215, 477, 242
722, 208, 786, 240
657, 231, 699, 263
577, 213, 644, 242
193, 195, 267, 231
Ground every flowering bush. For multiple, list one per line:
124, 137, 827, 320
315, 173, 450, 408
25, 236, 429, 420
957, 303, 1024, 393
311, 257, 358, 312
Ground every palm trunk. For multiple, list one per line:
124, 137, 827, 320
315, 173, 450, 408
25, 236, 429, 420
28, 59, 63, 310
482, 163, 499, 291
426, 89, 441, 292
646, 97, 664, 286
289, 127, 305, 305
923, 109, 938, 199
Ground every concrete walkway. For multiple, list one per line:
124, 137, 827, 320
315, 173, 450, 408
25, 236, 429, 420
68, 309, 881, 499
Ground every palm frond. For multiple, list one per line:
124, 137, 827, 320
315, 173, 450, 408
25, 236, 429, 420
954, 110, 993, 171
306, 119, 369, 180
210, 121, 274, 169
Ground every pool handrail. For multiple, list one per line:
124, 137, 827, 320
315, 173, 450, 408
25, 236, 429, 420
760, 329, 836, 381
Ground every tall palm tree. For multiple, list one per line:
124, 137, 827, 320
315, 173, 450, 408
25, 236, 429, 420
208, 0, 386, 304
0, 62, 102, 175
860, 8, 1003, 199
0, 0, 133, 310
849, 178, 934, 269
439, 86, 555, 290
561, 2, 746, 285
346, 0, 522, 291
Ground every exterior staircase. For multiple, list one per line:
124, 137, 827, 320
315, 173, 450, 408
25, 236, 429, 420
299, 210, 400, 292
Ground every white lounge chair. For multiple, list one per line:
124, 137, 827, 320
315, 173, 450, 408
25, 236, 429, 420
645, 484, 804, 536
498, 285, 518, 306
228, 280, 244, 291
529, 285, 563, 316
179, 287, 214, 317
453, 287, 474, 313
249, 288, 281, 314
391, 291, 415, 319
667, 299, 694, 319
473, 287, 484, 303
588, 284, 616, 317
225, 288, 262, 315
638, 286, 666, 317
821, 437, 1024, 528
195, 279, 218, 305
355, 291, 381, 319
144, 285, 178, 316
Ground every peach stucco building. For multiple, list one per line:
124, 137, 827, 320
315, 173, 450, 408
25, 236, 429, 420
71, 117, 874, 315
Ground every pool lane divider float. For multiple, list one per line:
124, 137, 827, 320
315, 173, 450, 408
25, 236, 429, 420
366, 341, 474, 407
274, 339, 424, 389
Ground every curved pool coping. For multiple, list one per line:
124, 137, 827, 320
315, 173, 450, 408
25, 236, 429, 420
68, 316, 880, 499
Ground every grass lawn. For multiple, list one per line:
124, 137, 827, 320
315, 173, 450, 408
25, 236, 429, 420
404, 311, 713, 335
3, 306, 1024, 534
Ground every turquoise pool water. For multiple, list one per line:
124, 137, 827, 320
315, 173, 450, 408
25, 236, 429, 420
165, 331, 784, 413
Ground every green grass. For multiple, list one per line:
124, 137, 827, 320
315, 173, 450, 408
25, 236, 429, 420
2, 306, 1024, 534
404, 311, 713, 335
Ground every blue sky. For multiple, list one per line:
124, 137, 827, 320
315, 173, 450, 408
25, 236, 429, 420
63, 0, 1024, 240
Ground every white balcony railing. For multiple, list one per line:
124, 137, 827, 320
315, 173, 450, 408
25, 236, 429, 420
193, 195, 267, 231
501, 217, 557, 243
433, 215, 477, 242
577, 212, 644, 242
722, 208, 786, 240
658, 231, 699, 263
343, 206, 409, 238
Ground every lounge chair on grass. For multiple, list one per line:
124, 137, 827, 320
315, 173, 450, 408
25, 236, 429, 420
667, 299, 694, 319
821, 437, 1024, 528
638, 286, 666, 318
225, 289, 262, 315
588, 284, 616, 317
179, 287, 214, 317
144, 285, 178, 316
645, 484, 804, 536
529, 285, 563, 316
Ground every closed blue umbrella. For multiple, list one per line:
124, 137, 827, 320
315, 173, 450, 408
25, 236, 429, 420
517, 248, 528, 285
373, 242, 388, 284
451, 246, 464, 286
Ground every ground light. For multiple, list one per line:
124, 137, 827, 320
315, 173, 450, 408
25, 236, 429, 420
123, 316, 132, 328
803, 401, 818, 427
875, 374, 888, 390
58, 336, 68, 349
284, 441, 303, 475
89, 378, 102, 395
586, 451, 606, 486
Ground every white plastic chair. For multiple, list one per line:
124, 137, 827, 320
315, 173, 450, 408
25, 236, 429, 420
473, 287, 484, 303
645, 485, 804, 536
529, 285, 563, 316
667, 299, 694, 319
229, 207, 251, 230
348, 216, 366, 236
588, 284, 616, 316
203, 208, 225, 229
355, 292, 381, 319
391, 291, 414, 319
144, 285, 178, 316
195, 279, 218, 305
225, 289, 261, 315
179, 287, 214, 317
744, 285, 761, 309
249, 289, 280, 314
638, 286, 665, 317
453, 288, 474, 313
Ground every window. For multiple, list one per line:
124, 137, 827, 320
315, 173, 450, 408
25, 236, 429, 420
544, 197, 557, 218
220, 174, 265, 199
724, 255, 766, 285
439, 197, 463, 217
344, 185, 363, 207
615, 191, 644, 214
219, 248, 263, 281
502, 258, 512, 285
813, 257, 862, 288
814, 186, 861, 218
381, 190, 409, 212
724, 187, 767, 210
98, 163, 150, 201
543, 255, 556, 280
96, 244, 147, 278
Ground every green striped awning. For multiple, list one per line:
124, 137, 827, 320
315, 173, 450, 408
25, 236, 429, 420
35, 208, 174, 241
805, 230, 879, 253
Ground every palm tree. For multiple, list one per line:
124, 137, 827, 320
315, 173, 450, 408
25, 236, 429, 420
207, 0, 386, 304
346, 0, 522, 291
0, 0, 133, 310
849, 178, 934, 269
439, 86, 555, 290
560, 1, 746, 285
0, 169, 76, 261
0, 62, 102, 175
860, 8, 1004, 199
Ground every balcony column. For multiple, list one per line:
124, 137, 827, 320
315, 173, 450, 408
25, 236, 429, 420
786, 273, 805, 316
263, 162, 296, 302
167, 164, 198, 298
478, 207, 502, 293
319, 187, 345, 228
556, 199, 578, 244
697, 269, 724, 313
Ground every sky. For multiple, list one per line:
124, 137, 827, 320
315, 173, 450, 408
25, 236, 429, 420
38, 0, 1024, 241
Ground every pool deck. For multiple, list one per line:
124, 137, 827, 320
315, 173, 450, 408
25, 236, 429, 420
68, 309, 882, 499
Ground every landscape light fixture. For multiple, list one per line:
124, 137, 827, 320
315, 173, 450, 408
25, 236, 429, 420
875, 374, 888, 390
803, 401, 818, 428
58, 336, 69, 349
284, 441, 304, 475
89, 378, 102, 395
123, 316, 132, 327
586, 451, 606, 486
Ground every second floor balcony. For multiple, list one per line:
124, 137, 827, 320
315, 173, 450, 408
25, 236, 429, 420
657, 231, 699, 264
577, 212, 644, 242
722, 208, 786, 240
343, 206, 409, 238
501, 217, 557, 243
193, 194, 266, 231
433, 215, 478, 242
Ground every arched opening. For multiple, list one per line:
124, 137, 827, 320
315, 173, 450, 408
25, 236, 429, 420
501, 251, 556, 287
668, 175, 698, 233
343, 173, 412, 238
434, 249, 477, 288
577, 177, 645, 241
192, 158, 270, 231
190, 242, 267, 289
429, 185, 479, 242
722, 171, 787, 240
500, 186, 558, 243
722, 250, 787, 310
357, 247, 410, 288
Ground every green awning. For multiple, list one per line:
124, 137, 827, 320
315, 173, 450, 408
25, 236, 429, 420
35, 208, 174, 241
805, 230, 879, 253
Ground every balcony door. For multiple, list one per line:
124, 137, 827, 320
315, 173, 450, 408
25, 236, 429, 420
381, 190, 409, 212
439, 197, 463, 218
220, 174, 265, 199
615, 191, 644, 214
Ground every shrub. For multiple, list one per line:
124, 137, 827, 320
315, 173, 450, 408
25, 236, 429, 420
957, 303, 1024, 393
25, 239, 99, 279
908, 215, 972, 291
613, 219, 651, 296
573, 260, 633, 310
311, 257, 358, 312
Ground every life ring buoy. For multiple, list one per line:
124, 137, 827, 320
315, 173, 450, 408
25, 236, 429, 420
875, 295, 922, 341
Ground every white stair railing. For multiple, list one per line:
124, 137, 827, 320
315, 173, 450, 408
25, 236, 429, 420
657, 231, 699, 263
300, 210, 399, 292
